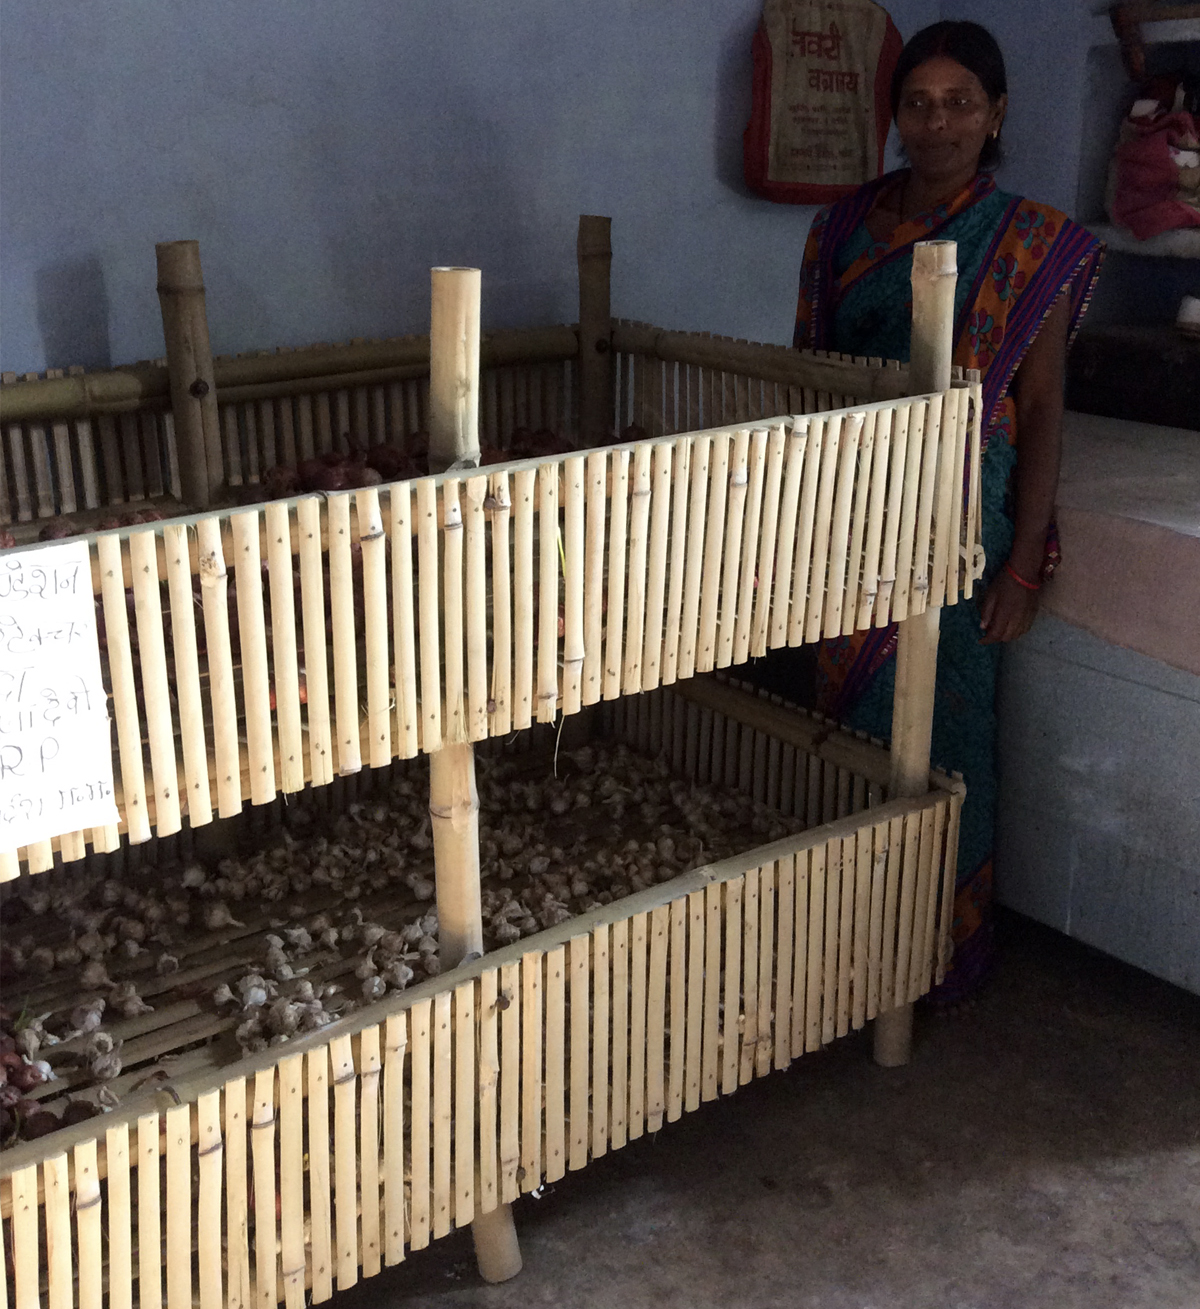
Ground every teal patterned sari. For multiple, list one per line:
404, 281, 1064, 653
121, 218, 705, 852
795, 171, 1103, 1002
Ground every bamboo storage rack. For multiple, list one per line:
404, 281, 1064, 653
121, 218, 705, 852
0, 680, 965, 1308
0, 383, 983, 877
1, 232, 981, 1306
1, 325, 932, 539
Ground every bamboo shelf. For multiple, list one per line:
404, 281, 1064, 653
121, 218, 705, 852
1, 230, 980, 1306
0, 681, 964, 1308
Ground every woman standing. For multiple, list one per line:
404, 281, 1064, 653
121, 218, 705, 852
794, 21, 1103, 1007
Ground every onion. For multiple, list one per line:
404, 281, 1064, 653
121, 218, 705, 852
297, 458, 350, 492
365, 444, 420, 481
61, 1100, 101, 1126
38, 520, 78, 541
21, 1109, 61, 1140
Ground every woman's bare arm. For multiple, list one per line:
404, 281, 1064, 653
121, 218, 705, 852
978, 290, 1070, 644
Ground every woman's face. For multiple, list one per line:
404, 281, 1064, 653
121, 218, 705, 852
896, 55, 1007, 184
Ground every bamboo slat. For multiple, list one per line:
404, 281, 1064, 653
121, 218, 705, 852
358, 489, 392, 766
390, 483, 420, 757
383, 1013, 407, 1264
590, 924, 610, 1158
818, 412, 860, 639
603, 451, 630, 700
233, 511, 277, 805
417, 480, 442, 750
696, 433, 730, 674
138, 1113, 163, 1309
278, 1056, 306, 1308
677, 435, 711, 682
128, 529, 182, 834
297, 497, 334, 788
465, 476, 490, 741
628, 912, 648, 1140
622, 443, 652, 695
489, 473, 513, 736
454, 982, 476, 1223
740, 866, 760, 1086
732, 427, 769, 666
537, 462, 560, 723
330, 1035, 359, 1290
641, 443, 673, 690
512, 468, 536, 729
582, 451, 607, 705
251, 1068, 278, 1307
327, 494, 361, 774
721, 878, 743, 1094
263, 503, 304, 792
408, 999, 431, 1250
442, 480, 466, 744
499, 960, 521, 1203
520, 952, 542, 1188
432, 990, 452, 1238
569, 934, 590, 1169
44, 1153, 71, 1309
166, 1102, 193, 1309
562, 456, 586, 716
307, 1049, 333, 1302
645, 905, 668, 1133
544, 945, 566, 1182
478, 970, 500, 1211
74, 1139, 102, 1309
610, 919, 629, 1150
97, 533, 151, 842
716, 429, 750, 669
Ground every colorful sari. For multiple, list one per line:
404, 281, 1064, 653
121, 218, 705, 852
794, 169, 1103, 1003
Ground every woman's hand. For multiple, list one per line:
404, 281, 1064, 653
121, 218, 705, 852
978, 569, 1039, 644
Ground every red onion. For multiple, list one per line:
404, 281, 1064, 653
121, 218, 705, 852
7, 1063, 45, 1093
38, 520, 77, 541
61, 1100, 101, 1127
21, 1109, 61, 1140
262, 465, 301, 499
298, 458, 350, 492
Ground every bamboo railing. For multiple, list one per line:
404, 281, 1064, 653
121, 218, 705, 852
1, 233, 979, 1304
0, 384, 983, 879
0, 678, 963, 1309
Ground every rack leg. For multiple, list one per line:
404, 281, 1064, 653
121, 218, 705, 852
472, 1203, 524, 1283
429, 741, 521, 1281
875, 604, 941, 1067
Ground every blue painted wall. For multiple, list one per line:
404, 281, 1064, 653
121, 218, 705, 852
1, 0, 953, 373
6, 2, 1096, 376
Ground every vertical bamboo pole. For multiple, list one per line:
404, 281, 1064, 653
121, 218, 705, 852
875, 238, 956, 1068
156, 240, 221, 505
427, 267, 521, 1283
577, 215, 614, 446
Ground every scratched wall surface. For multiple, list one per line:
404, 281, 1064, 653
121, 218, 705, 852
0, 0, 950, 374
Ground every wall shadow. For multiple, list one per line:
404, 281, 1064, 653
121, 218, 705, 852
35, 256, 113, 371
714, 9, 760, 196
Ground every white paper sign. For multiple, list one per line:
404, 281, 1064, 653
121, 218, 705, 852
0, 540, 120, 849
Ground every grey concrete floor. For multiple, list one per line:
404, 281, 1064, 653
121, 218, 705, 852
337, 912, 1200, 1309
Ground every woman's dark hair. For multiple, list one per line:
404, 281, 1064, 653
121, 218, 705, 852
891, 21, 1008, 169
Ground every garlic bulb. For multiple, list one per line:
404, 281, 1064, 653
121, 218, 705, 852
203, 903, 245, 931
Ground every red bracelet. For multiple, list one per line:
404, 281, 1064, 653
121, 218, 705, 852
1003, 561, 1041, 592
